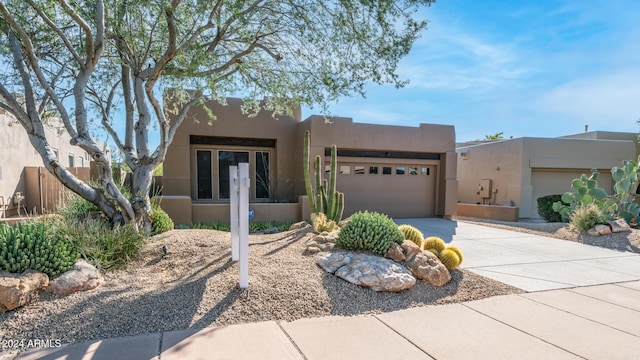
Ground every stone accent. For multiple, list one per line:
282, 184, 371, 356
318, 252, 416, 292
46, 260, 101, 295
0, 270, 49, 312
384, 242, 406, 262
289, 221, 311, 231
400, 240, 421, 261
609, 219, 631, 233
305, 231, 338, 253
405, 251, 451, 287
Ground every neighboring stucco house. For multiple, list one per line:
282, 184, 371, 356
457, 133, 637, 219
161, 97, 458, 225
0, 112, 91, 217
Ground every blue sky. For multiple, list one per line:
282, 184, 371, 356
303, 0, 640, 142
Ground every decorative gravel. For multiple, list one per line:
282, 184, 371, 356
0, 226, 522, 349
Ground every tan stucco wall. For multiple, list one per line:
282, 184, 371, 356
560, 131, 640, 158
0, 113, 90, 217
302, 116, 457, 218
457, 137, 636, 219
162, 97, 458, 223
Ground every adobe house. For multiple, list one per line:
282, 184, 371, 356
0, 112, 91, 217
160, 97, 458, 225
456, 134, 637, 220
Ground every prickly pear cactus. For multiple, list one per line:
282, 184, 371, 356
398, 224, 424, 248
336, 211, 404, 255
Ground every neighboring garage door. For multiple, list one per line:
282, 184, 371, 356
334, 162, 438, 218
530, 169, 613, 218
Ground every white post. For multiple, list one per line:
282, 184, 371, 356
238, 163, 250, 289
229, 166, 239, 262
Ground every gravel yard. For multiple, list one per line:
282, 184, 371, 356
0, 226, 522, 349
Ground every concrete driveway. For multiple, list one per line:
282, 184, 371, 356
395, 218, 640, 291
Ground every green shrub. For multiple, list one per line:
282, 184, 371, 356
570, 203, 607, 231
0, 222, 77, 277
398, 224, 424, 247
537, 194, 565, 222
57, 192, 100, 221
62, 218, 146, 270
336, 211, 404, 255
150, 203, 174, 235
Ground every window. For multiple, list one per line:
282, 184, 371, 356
354, 166, 365, 175
196, 150, 213, 199
195, 148, 273, 201
409, 167, 418, 175
396, 166, 405, 175
369, 166, 379, 175
421, 167, 430, 176
78, 157, 84, 168
255, 151, 270, 199
68, 154, 74, 167
382, 166, 392, 175
339, 165, 350, 175
218, 151, 249, 199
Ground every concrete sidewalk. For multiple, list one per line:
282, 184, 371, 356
13, 281, 640, 360
397, 218, 640, 291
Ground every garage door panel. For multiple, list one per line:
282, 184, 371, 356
336, 163, 436, 218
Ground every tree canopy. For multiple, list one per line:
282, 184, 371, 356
0, 0, 435, 226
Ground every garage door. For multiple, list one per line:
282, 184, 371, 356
530, 169, 613, 218
333, 162, 437, 218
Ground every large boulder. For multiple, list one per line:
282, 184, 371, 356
384, 242, 406, 262
318, 252, 416, 292
400, 240, 422, 261
0, 270, 49, 312
46, 260, 101, 295
405, 251, 451, 287
609, 219, 631, 233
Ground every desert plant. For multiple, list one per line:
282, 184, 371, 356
150, 203, 174, 235
62, 218, 146, 270
439, 248, 461, 270
423, 236, 446, 252
398, 224, 424, 247
426, 248, 440, 257
570, 203, 607, 231
57, 191, 101, 221
0, 222, 77, 277
446, 245, 464, 266
552, 169, 617, 222
312, 212, 338, 233
537, 195, 565, 222
611, 157, 640, 224
303, 130, 344, 223
336, 211, 404, 255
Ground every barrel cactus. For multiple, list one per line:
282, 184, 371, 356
336, 211, 404, 255
423, 236, 446, 252
398, 224, 424, 247
0, 222, 78, 277
446, 245, 464, 266
427, 248, 440, 257
439, 248, 461, 270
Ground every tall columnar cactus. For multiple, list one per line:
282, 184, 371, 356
303, 130, 344, 222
